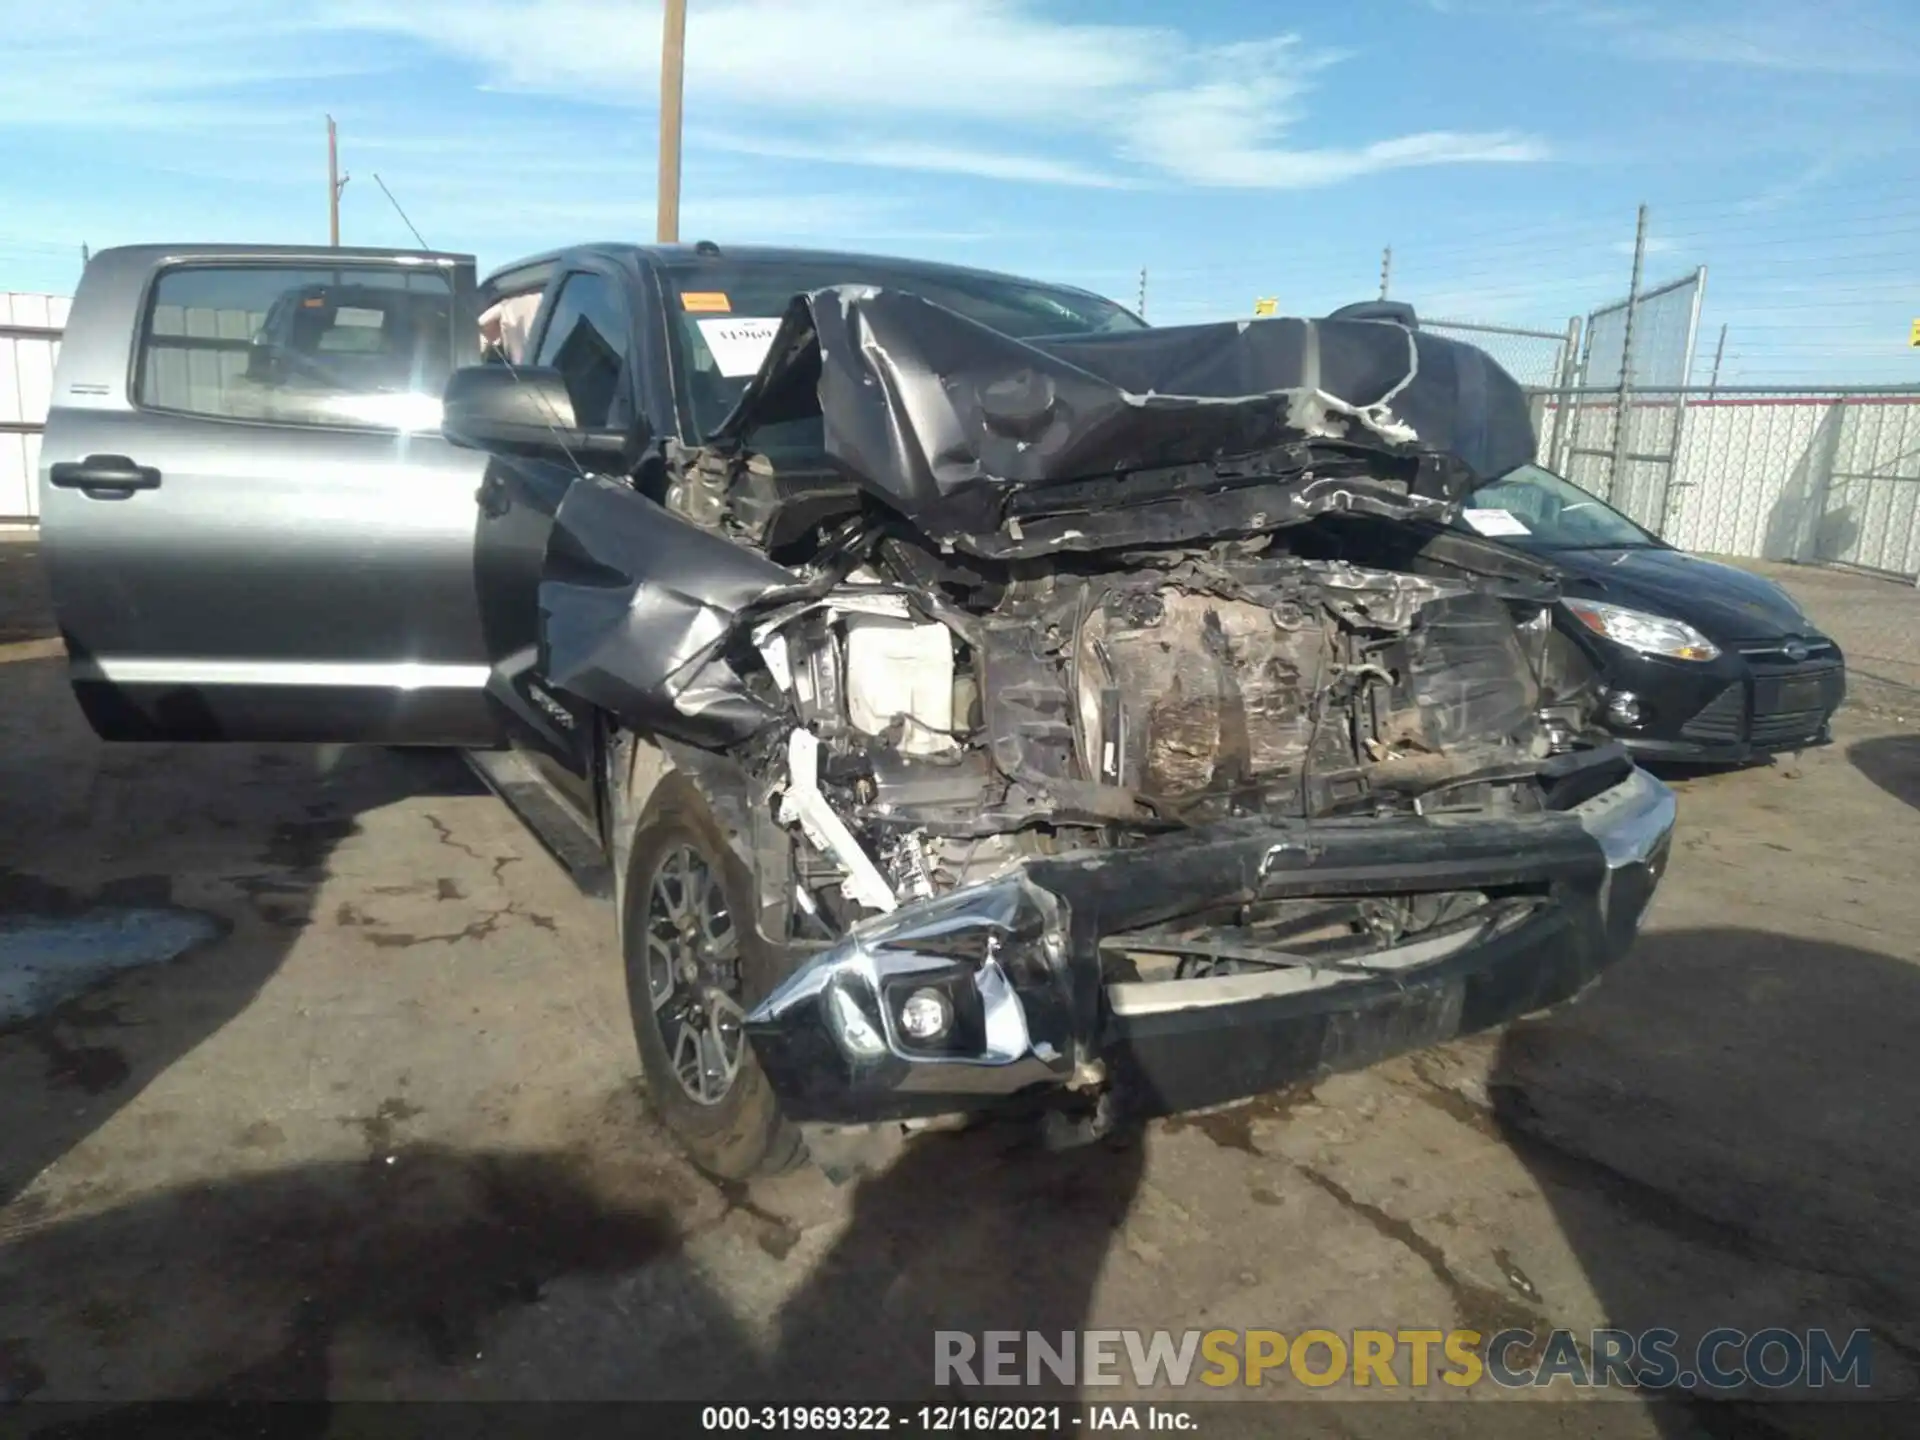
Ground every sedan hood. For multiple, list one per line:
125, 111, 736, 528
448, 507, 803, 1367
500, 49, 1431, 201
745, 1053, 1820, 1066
713, 286, 1538, 553
1551, 546, 1814, 643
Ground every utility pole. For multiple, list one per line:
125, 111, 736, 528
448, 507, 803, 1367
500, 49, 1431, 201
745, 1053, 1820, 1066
1706, 322, 1728, 400
327, 115, 349, 247
1545, 313, 1582, 473
1137, 266, 1147, 318
1379, 245, 1392, 300
1605, 203, 1649, 507
657, 0, 688, 243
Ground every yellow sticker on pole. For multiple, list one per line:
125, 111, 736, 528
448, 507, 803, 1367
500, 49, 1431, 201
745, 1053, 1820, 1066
1910, 317, 1920, 347
681, 292, 732, 313
1253, 297, 1278, 317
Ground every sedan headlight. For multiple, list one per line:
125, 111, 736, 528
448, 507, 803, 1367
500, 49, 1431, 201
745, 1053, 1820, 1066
1564, 600, 1720, 661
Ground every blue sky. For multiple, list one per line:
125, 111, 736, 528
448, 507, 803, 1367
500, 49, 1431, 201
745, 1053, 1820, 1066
2, 0, 1918, 383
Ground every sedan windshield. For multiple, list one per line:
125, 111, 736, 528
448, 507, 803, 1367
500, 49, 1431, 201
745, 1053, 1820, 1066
1457, 464, 1658, 550
656, 257, 1144, 445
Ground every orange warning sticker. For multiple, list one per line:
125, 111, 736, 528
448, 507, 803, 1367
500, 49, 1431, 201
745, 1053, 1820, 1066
680, 292, 732, 313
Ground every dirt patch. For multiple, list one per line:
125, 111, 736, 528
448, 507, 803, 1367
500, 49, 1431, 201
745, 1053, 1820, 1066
339, 1097, 426, 1155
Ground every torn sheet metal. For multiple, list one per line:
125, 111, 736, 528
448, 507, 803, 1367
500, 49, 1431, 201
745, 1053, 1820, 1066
712, 286, 1538, 546
539, 474, 795, 745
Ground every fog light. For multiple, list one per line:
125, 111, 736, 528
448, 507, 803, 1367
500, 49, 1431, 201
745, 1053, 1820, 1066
1606, 691, 1644, 728
898, 987, 953, 1043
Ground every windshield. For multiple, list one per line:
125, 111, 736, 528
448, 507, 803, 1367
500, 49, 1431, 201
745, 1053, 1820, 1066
1457, 464, 1657, 549
657, 258, 1144, 449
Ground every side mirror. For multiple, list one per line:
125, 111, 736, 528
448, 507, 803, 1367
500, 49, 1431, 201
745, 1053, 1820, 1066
441, 364, 637, 466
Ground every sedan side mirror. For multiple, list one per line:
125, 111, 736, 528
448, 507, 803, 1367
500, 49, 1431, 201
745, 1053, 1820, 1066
441, 364, 639, 466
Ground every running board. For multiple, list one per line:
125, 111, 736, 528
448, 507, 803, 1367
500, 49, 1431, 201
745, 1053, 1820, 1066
462, 747, 613, 900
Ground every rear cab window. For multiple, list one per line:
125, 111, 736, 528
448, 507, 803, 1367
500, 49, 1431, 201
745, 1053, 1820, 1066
137, 263, 459, 431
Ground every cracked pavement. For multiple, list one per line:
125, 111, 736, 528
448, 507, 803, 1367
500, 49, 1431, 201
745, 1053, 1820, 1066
3, 533, 1920, 1434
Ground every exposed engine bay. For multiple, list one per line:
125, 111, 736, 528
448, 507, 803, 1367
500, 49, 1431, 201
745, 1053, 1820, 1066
740, 533, 1568, 937
540, 285, 1610, 965
528, 284, 1670, 1148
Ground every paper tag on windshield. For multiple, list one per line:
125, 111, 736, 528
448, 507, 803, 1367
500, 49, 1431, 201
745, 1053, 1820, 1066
1461, 507, 1531, 537
333, 306, 385, 329
696, 317, 782, 378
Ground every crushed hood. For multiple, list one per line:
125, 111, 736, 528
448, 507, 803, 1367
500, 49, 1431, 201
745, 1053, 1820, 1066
712, 285, 1539, 547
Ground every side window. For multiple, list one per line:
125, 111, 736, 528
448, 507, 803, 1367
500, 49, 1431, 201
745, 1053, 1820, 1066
137, 264, 456, 430
533, 273, 631, 429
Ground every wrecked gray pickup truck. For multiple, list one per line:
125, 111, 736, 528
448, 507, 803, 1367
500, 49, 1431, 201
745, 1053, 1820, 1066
39, 243, 1674, 1179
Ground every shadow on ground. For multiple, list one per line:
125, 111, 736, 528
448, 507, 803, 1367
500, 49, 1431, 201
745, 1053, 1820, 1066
0, 556, 494, 1414
0, 540, 1148, 1425
0, 540, 497, 1233
1847, 735, 1920, 812
0, 1116, 1146, 1425
1490, 927, 1920, 1434
0, 704, 485, 1216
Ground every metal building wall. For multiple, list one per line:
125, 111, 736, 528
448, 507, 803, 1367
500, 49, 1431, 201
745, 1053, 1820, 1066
0, 292, 68, 523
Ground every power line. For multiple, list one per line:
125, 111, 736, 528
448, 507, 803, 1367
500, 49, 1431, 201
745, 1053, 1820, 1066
1394, 208, 1920, 266
372, 174, 429, 250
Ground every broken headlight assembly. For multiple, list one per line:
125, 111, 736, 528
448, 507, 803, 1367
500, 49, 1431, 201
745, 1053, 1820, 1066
1564, 599, 1720, 662
748, 872, 1075, 1088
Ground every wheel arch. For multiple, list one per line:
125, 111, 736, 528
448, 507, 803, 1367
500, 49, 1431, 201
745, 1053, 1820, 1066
602, 723, 795, 952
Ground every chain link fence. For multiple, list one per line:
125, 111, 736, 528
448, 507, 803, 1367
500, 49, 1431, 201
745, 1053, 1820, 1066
1421, 318, 1576, 390
1581, 270, 1705, 391
1422, 317, 1581, 477
1426, 261, 1920, 580
1524, 385, 1920, 580
1423, 269, 1707, 535
1554, 268, 1707, 533
1665, 388, 1920, 578
1, 293, 65, 523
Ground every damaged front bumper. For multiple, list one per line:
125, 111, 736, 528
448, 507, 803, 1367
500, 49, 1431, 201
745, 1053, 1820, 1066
744, 767, 1676, 1128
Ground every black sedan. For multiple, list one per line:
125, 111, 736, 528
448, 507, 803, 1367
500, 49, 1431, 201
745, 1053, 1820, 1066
1458, 464, 1847, 763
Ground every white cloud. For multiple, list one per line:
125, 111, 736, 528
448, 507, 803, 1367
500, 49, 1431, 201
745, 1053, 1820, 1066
324, 0, 1549, 190
0, 2, 388, 129
0, 0, 1552, 253
1603, 9, 1918, 75
1426, 0, 1919, 76
1506, 0, 1920, 77
697, 132, 1137, 189
1735, 159, 1842, 214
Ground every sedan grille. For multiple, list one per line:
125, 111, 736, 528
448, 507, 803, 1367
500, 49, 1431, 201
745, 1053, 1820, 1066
1678, 657, 1844, 749
1679, 684, 1744, 743
1750, 659, 1844, 747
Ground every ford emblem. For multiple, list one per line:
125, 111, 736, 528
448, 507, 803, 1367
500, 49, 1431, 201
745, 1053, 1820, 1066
1783, 638, 1809, 663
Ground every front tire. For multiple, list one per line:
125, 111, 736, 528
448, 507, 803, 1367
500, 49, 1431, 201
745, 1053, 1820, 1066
620, 775, 804, 1180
